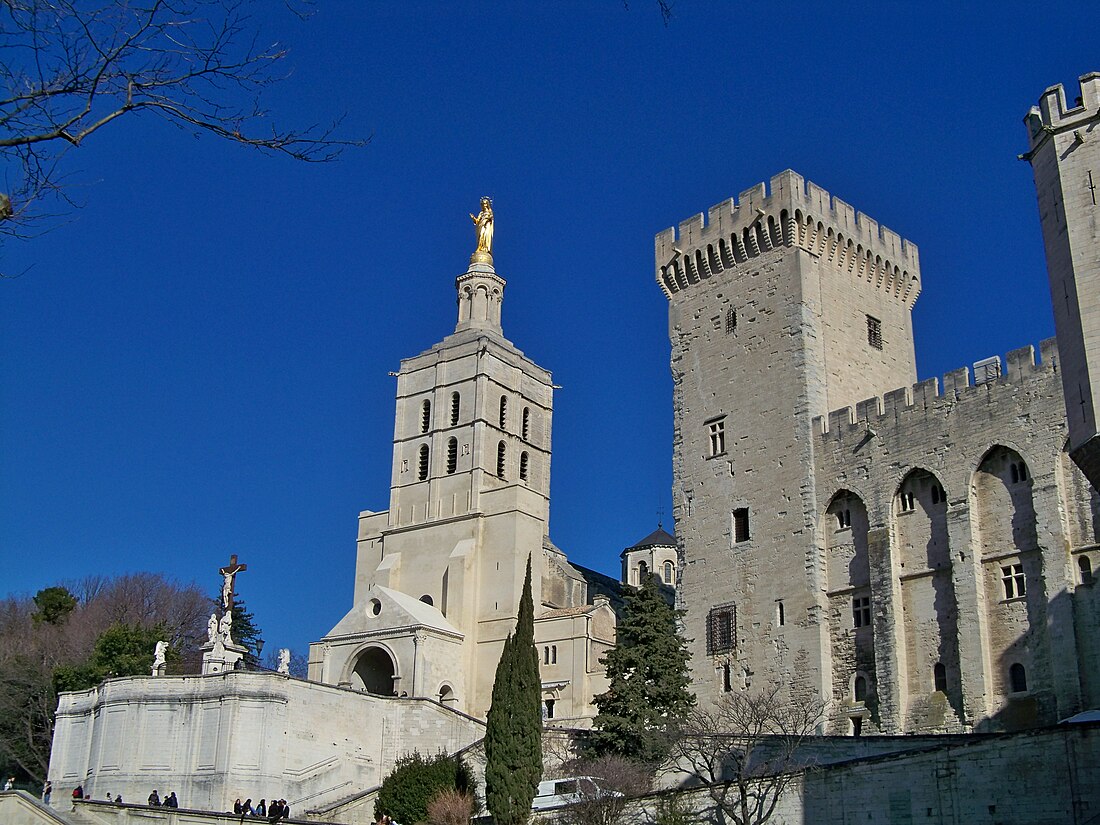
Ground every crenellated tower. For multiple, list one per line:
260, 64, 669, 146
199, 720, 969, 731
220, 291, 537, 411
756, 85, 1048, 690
1024, 72, 1100, 489
658, 170, 921, 727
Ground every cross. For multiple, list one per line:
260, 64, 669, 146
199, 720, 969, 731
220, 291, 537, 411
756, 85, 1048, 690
219, 554, 247, 610
1088, 170, 1097, 206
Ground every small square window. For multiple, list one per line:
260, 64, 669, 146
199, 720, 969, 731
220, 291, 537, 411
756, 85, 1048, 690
707, 418, 726, 457
707, 603, 736, 655
1001, 564, 1026, 600
867, 315, 883, 350
853, 595, 871, 628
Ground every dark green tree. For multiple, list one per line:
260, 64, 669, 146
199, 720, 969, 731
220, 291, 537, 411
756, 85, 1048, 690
31, 587, 77, 625
373, 751, 477, 825
229, 599, 263, 669
54, 623, 176, 692
589, 573, 695, 763
484, 556, 542, 825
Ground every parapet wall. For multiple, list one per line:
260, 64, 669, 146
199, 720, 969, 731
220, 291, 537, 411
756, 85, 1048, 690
655, 170, 920, 305
1026, 71, 1100, 146
813, 339, 1060, 438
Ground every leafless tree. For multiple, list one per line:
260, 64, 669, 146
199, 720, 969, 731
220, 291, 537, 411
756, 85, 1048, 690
0, 0, 365, 243
557, 755, 655, 825
666, 685, 824, 825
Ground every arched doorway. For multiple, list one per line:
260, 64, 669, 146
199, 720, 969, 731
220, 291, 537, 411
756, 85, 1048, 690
351, 647, 396, 695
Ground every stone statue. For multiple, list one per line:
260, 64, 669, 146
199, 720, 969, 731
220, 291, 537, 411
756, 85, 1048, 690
218, 553, 247, 610
470, 197, 494, 257
207, 613, 219, 644
219, 611, 233, 644
277, 648, 291, 675
152, 641, 167, 676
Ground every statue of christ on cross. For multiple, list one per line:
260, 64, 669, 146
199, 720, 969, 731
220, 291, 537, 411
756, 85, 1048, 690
219, 554, 247, 610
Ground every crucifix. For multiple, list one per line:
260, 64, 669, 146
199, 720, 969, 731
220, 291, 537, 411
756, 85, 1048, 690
219, 554, 247, 610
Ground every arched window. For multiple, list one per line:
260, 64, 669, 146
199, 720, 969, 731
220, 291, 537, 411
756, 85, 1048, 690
496, 441, 506, 479
639, 561, 648, 581
1009, 663, 1028, 693
420, 594, 433, 606
522, 407, 531, 441
420, 399, 431, 434
446, 438, 458, 474
1079, 555, 1094, 584
934, 663, 947, 693
519, 451, 529, 482
854, 675, 868, 703
499, 396, 508, 428
450, 392, 460, 426
551, 645, 557, 664
544, 646, 550, 665
664, 561, 674, 584
417, 444, 429, 481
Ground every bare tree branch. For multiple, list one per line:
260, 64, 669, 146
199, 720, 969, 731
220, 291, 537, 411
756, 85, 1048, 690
0, 0, 367, 257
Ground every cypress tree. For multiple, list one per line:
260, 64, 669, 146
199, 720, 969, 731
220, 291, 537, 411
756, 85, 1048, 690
589, 572, 695, 763
484, 555, 542, 825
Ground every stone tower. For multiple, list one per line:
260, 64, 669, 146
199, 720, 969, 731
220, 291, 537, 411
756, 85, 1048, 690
1024, 72, 1100, 489
656, 170, 921, 714
310, 253, 556, 717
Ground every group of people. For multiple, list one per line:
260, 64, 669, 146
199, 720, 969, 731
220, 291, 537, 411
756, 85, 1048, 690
146, 789, 179, 807
234, 796, 291, 821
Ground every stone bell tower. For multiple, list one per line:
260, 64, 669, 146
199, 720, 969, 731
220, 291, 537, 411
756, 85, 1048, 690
310, 201, 556, 718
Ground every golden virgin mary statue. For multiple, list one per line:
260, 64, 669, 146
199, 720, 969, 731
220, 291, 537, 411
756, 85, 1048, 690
470, 197, 494, 263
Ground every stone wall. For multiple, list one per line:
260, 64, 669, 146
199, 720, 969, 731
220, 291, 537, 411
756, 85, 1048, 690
47, 672, 484, 815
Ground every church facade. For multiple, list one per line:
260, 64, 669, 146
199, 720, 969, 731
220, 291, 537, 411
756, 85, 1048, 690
659, 73, 1100, 735
306, 248, 616, 727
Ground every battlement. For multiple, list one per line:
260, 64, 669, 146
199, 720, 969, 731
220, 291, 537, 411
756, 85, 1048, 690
813, 339, 1060, 438
655, 170, 921, 306
1025, 71, 1100, 147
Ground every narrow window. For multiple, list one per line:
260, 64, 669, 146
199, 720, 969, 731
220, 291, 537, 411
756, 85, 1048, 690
499, 396, 507, 428
706, 604, 736, 655
551, 645, 557, 664
931, 483, 946, 505
722, 662, 732, 692
851, 716, 863, 737
496, 441, 506, 479
1009, 663, 1028, 693
725, 307, 737, 334
519, 451, 529, 482
852, 595, 871, 628
418, 444, 429, 481
1079, 555, 1094, 584
664, 561, 674, 584
544, 699, 555, 719
1018, 462, 1028, 481
1010, 463, 1019, 484
522, 407, 531, 441
450, 392, 460, 426
733, 508, 750, 543
420, 399, 431, 434
934, 663, 947, 693
639, 561, 648, 581
867, 315, 883, 349
1001, 563, 1026, 599
899, 490, 915, 512
776, 600, 785, 626
446, 437, 458, 474
544, 646, 550, 665
854, 675, 867, 702
630, 567, 638, 585
837, 508, 852, 529
708, 418, 726, 457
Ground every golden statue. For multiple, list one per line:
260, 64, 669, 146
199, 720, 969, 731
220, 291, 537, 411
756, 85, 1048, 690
470, 197, 494, 263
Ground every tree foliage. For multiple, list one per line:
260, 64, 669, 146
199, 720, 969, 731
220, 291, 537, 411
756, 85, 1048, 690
373, 751, 477, 825
0, 0, 364, 243
484, 555, 542, 825
667, 685, 824, 825
589, 572, 694, 763
31, 586, 77, 625
0, 573, 209, 783
230, 598, 263, 669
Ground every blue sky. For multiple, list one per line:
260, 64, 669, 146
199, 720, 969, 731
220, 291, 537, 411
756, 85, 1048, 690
2, 2, 1097, 655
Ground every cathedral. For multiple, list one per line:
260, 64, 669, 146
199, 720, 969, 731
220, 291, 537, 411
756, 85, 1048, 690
32, 71, 1100, 822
